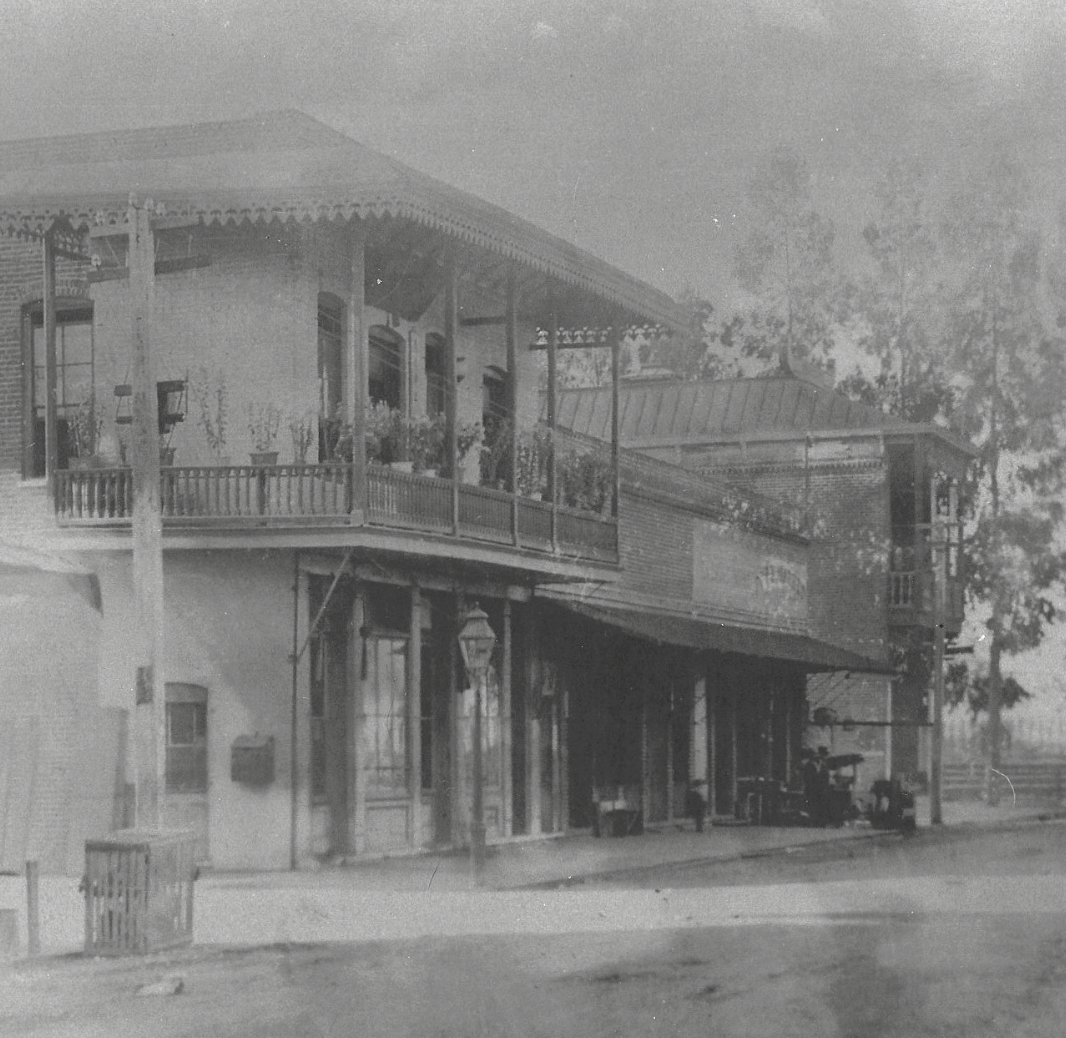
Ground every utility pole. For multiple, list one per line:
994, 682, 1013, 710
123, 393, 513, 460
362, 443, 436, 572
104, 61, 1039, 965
129, 196, 166, 829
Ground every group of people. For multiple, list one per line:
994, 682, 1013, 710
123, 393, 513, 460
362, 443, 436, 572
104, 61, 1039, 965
800, 745, 835, 827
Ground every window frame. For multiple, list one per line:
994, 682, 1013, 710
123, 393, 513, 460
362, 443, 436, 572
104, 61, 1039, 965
165, 683, 209, 795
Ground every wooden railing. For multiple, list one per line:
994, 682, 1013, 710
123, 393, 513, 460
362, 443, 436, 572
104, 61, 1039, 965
943, 759, 1066, 802
55, 463, 618, 562
888, 522, 964, 632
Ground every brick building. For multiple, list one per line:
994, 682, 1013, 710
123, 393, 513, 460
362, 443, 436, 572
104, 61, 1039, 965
0, 113, 885, 871
558, 359, 973, 792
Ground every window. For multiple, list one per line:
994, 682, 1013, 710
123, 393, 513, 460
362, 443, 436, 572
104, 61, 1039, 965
424, 333, 447, 416
165, 684, 208, 794
318, 295, 344, 461
25, 303, 93, 476
364, 635, 408, 797
369, 325, 402, 409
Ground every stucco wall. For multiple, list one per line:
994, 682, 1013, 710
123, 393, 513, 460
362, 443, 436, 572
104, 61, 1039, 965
92, 549, 298, 870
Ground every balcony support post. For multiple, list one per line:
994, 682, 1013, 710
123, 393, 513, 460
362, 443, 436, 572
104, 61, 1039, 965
546, 310, 558, 552
41, 232, 58, 489
506, 267, 520, 547
347, 222, 367, 517
445, 253, 459, 535
610, 324, 621, 520
930, 469, 946, 825
128, 198, 166, 829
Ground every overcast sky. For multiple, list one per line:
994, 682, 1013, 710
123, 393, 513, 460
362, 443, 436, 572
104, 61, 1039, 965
4, 0, 1065, 305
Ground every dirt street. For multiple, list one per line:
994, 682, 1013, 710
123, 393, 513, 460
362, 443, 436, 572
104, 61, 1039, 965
3, 821, 1066, 1038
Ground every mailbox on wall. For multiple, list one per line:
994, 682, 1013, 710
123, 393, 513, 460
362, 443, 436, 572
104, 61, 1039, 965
230, 735, 275, 786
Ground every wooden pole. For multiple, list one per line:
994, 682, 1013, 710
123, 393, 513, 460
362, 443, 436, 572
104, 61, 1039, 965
611, 328, 621, 519
444, 254, 459, 532
546, 312, 558, 551
409, 586, 423, 848
129, 198, 166, 829
347, 223, 367, 515
42, 234, 58, 487
25, 860, 39, 957
506, 268, 520, 546
930, 473, 945, 825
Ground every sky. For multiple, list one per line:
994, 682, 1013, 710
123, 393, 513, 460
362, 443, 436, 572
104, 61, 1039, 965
4, 0, 1066, 711
4, 0, 1066, 309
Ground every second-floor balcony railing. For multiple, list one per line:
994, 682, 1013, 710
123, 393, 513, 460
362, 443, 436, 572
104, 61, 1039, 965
888, 522, 964, 633
54, 462, 618, 563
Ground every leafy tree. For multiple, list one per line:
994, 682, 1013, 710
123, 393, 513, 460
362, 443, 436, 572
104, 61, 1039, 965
728, 146, 843, 369
939, 157, 1066, 799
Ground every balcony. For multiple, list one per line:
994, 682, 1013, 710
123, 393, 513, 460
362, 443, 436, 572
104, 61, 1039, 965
53, 462, 618, 564
887, 523, 964, 636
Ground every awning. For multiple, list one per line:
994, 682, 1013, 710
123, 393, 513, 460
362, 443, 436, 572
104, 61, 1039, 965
551, 599, 894, 675
0, 542, 102, 613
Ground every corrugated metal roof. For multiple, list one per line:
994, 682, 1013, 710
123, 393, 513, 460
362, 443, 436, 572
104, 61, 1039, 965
565, 376, 909, 441
0, 111, 684, 330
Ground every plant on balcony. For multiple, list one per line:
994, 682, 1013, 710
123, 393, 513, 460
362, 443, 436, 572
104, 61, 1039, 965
68, 393, 103, 466
247, 402, 282, 462
480, 418, 513, 488
514, 427, 552, 500
289, 412, 316, 465
410, 413, 446, 474
558, 447, 613, 515
193, 367, 229, 463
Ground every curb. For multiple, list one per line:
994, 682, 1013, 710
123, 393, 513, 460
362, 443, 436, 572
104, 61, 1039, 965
513, 810, 1066, 890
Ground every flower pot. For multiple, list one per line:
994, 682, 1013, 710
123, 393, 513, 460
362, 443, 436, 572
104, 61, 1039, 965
250, 451, 278, 466
159, 447, 176, 467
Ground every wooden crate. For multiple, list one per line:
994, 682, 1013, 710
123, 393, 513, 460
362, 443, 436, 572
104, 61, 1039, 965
82, 829, 197, 956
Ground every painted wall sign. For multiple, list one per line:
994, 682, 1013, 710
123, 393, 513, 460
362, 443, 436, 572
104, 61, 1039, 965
692, 519, 807, 624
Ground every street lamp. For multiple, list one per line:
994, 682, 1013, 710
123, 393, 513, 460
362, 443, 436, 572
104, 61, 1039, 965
458, 604, 497, 883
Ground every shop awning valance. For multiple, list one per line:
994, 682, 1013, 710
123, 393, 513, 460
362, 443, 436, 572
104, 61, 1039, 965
551, 599, 894, 675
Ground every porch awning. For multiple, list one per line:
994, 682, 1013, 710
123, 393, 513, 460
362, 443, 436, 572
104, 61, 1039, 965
551, 599, 894, 675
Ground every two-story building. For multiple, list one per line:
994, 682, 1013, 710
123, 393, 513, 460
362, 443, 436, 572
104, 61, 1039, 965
558, 357, 973, 794
0, 112, 886, 872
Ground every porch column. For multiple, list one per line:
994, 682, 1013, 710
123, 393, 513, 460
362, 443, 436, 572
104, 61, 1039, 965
501, 598, 513, 836
444, 254, 460, 532
610, 325, 621, 519
128, 199, 166, 828
525, 609, 542, 836
408, 586, 424, 846
506, 268, 520, 545
290, 558, 315, 868
730, 685, 738, 814
346, 223, 367, 515
546, 311, 558, 551
556, 679, 568, 832
41, 232, 58, 486
348, 586, 367, 853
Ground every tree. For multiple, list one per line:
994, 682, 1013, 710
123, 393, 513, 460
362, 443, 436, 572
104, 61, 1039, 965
728, 146, 843, 370
939, 157, 1066, 800
838, 159, 955, 423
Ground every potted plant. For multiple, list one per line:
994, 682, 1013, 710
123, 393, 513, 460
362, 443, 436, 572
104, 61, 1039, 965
289, 412, 316, 465
247, 403, 282, 465
67, 393, 104, 469
410, 413, 446, 475
194, 367, 229, 465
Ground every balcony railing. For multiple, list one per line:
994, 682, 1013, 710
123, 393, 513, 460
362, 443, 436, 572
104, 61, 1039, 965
888, 522, 964, 633
54, 463, 618, 563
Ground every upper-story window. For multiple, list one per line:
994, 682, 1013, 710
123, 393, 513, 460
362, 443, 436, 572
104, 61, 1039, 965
369, 325, 402, 409
424, 333, 446, 416
317, 294, 344, 419
24, 302, 94, 477
482, 365, 508, 431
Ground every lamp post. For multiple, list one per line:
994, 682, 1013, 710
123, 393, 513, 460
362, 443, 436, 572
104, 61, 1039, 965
458, 604, 497, 884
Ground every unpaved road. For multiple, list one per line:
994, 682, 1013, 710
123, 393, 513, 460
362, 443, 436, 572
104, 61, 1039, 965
4, 820, 1066, 1038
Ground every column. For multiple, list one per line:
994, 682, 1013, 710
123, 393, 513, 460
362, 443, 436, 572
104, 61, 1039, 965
290, 556, 315, 868
408, 586, 423, 846
346, 223, 367, 514
348, 586, 366, 854
506, 268, 520, 545
501, 598, 513, 836
610, 326, 621, 518
444, 254, 459, 531
525, 609, 542, 836
546, 311, 558, 551
41, 233, 58, 484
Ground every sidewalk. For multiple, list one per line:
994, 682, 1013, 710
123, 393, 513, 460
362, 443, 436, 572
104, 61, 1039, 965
2, 798, 1061, 955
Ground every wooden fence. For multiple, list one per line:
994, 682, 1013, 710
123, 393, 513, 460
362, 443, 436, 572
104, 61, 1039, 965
942, 759, 1066, 802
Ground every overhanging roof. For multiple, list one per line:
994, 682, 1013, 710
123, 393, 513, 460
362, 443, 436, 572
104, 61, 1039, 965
0, 111, 685, 330
552, 599, 894, 674
0, 541, 102, 613
558, 375, 975, 465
